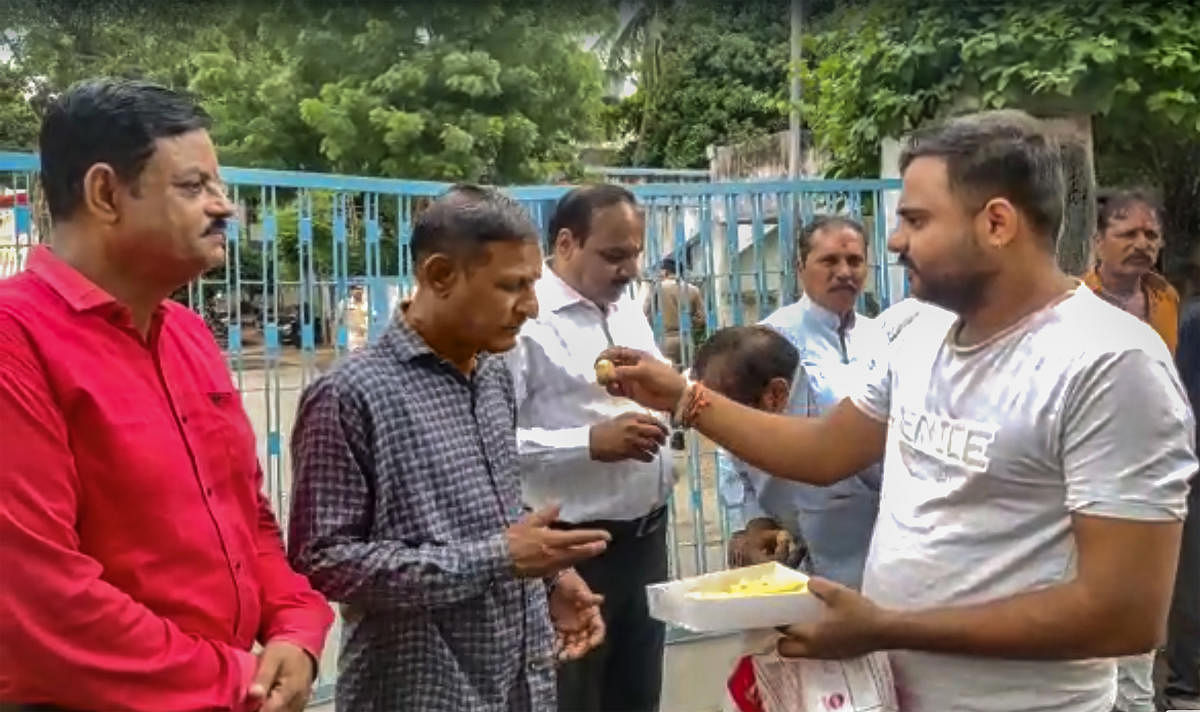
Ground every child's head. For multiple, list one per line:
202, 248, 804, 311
692, 326, 798, 413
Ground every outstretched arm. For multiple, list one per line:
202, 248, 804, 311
598, 346, 888, 485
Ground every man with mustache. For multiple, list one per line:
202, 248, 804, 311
595, 110, 1195, 712
505, 184, 674, 712
0, 79, 333, 711
1083, 188, 1179, 355
287, 186, 610, 712
1083, 191, 1187, 712
716, 216, 887, 591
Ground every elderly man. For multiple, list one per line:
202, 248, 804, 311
1080, 188, 1182, 712
0, 79, 333, 711
599, 110, 1195, 712
716, 216, 887, 590
288, 186, 610, 712
1083, 188, 1179, 354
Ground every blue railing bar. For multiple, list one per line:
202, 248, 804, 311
0, 151, 38, 171
0, 152, 901, 198
583, 165, 710, 178
505, 178, 902, 201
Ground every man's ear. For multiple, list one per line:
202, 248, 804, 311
761, 376, 792, 413
979, 197, 1020, 249
81, 163, 123, 225
417, 252, 461, 298
553, 228, 578, 259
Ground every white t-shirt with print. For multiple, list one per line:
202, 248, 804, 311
851, 286, 1196, 712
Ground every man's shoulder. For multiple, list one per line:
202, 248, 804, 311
1144, 271, 1180, 304
1046, 288, 1177, 372
877, 299, 955, 343
0, 270, 58, 320
760, 300, 808, 329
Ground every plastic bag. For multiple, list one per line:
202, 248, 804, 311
726, 631, 898, 712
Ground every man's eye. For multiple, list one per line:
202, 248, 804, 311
178, 181, 204, 195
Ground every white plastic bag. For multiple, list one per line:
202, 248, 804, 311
725, 630, 898, 712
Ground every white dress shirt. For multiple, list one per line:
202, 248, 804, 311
505, 267, 676, 523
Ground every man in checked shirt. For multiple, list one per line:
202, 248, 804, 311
288, 186, 611, 712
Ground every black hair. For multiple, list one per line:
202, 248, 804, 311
1096, 187, 1163, 233
39, 78, 212, 220
660, 257, 677, 275
692, 325, 799, 407
411, 184, 540, 263
547, 183, 638, 249
900, 109, 1065, 248
797, 215, 867, 265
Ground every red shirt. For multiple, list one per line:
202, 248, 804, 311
0, 247, 333, 711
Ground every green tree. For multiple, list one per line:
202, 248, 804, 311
0, 1, 610, 184
595, 0, 676, 165
801, 0, 1200, 273
611, 0, 790, 168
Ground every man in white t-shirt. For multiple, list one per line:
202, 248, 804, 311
595, 110, 1196, 712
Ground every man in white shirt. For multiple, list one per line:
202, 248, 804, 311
715, 216, 887, 590
506, 184, 674, 712
595, 110, 1196, 712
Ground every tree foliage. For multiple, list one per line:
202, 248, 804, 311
801, 0, 1200, 273
803, 1, 1200, 171
1, 0, 609, 184
609, 0, 790, 168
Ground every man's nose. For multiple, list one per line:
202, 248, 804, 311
519, 291, 539, 320
833, 260, 855, 277
210, 192, 235, 219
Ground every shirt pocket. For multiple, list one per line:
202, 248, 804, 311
187, 389, 259, 493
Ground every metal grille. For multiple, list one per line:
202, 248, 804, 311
0, 151, 901, 702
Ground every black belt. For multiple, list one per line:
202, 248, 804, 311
565, 505, 668, 539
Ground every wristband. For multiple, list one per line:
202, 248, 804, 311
672, 379, 695, 429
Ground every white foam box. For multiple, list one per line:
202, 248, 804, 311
646, 562, 824, 633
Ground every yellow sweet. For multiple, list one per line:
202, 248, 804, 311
686, 575, 807, 600
594, 358, 616, 384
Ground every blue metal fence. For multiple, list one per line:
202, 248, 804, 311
0, 151, 903, 702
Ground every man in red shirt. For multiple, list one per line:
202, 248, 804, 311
0, 79, 333, 711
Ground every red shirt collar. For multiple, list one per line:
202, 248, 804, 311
26, 245, 118, 312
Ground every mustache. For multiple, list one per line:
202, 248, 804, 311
898, 253, 918, 274
204, 219, 228, 236
830, 283, 858, 292
1124, 251, 1154, 264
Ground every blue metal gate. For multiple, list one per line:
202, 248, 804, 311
0, 151, 903, 702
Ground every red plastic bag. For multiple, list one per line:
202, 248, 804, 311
727, 654, 767, 712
